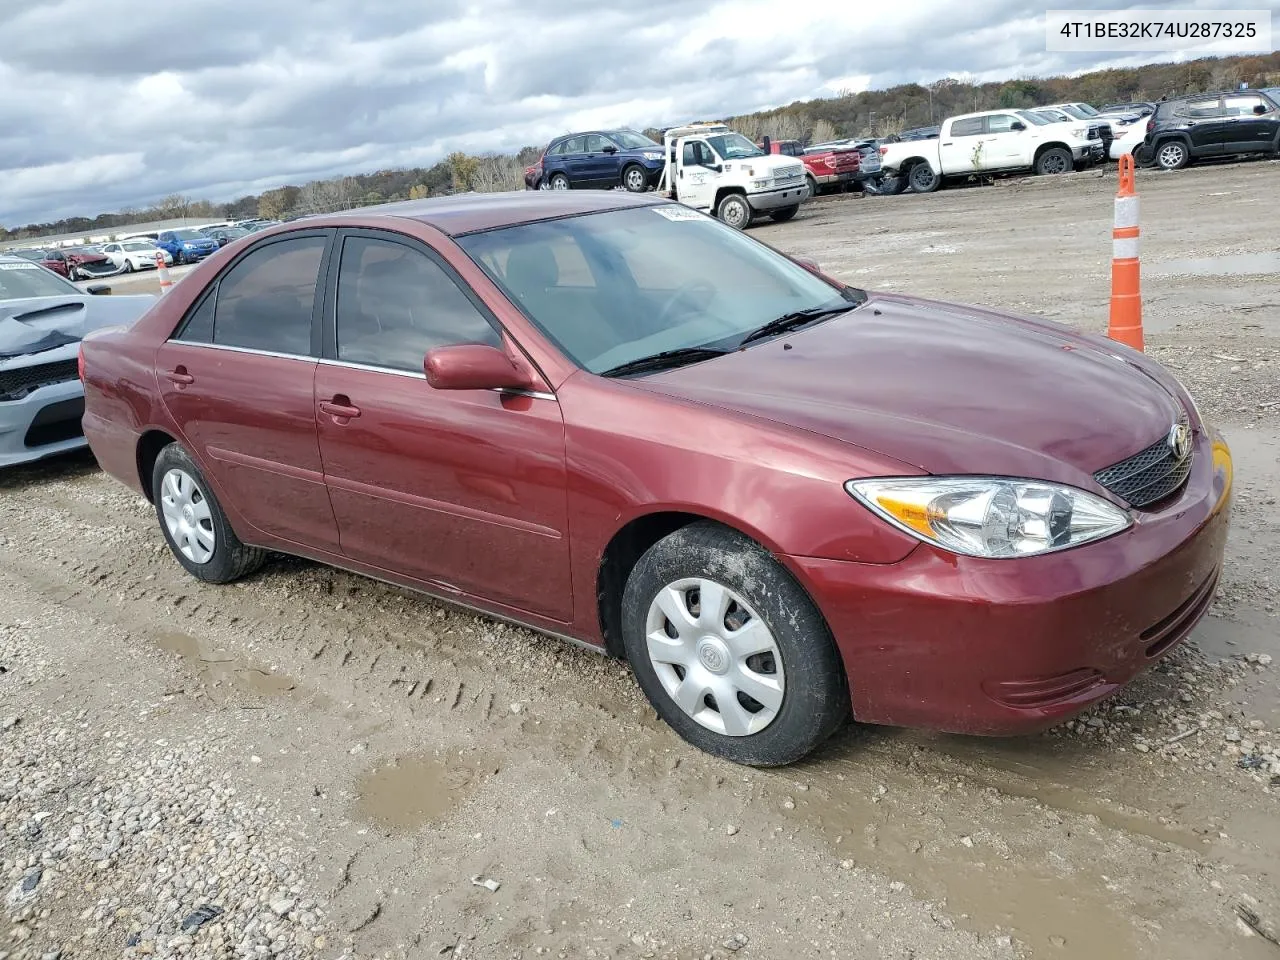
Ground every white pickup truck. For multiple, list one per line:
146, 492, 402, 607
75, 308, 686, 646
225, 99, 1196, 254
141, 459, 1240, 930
879, 109, 1104, 193
655, 122, 811, 229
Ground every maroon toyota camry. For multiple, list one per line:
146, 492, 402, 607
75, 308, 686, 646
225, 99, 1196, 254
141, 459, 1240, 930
79, 191, 1233, 766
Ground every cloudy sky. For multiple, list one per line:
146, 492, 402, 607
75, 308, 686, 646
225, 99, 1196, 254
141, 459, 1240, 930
0, 0, 1271, 226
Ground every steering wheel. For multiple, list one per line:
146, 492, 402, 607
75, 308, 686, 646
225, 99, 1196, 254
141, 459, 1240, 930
655, 279, 718, 328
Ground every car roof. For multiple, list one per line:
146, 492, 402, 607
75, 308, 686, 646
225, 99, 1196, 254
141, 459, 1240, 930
298, 189, 669, 237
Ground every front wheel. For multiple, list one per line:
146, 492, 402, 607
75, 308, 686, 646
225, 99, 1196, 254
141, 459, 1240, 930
908, 163, 941, 193
1156, 140, 1189, 170
621, 164, 648, 193
805, 173, 819, 198
716, 193, 752, 230
1035, 146, 1072, 176
548, 173, 570, 190
770, 205, 800, 223
68, 266, 80, 281
621, 522, 849, 766
152, 444, 267, 584
123, 260, 134, 274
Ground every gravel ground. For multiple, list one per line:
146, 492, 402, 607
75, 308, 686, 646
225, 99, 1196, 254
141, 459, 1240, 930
3, 160, 1280, 960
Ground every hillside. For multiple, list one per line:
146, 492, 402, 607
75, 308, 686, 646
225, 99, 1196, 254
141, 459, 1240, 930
5, 51, 1279, 241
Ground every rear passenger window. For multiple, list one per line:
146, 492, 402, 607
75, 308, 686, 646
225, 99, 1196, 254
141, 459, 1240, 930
176, 293, 215, 343
211, 236, 325, 355
335, 236, 500, 373
950, 118, 984, 137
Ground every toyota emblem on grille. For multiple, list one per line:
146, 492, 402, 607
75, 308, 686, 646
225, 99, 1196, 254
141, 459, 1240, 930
1167, 422, 1191, 460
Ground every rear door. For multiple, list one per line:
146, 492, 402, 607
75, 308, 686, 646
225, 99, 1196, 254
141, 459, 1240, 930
313, 229, 573, 621
156, 230, 341, 552
558, 136, 590, 186
938, 116, 984, 173
1220, 93, 1279, 154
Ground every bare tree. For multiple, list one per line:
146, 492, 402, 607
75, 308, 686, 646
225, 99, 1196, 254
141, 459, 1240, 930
297, 176, 358, 214
470, 154, 524, 193
810, 119, 838, 145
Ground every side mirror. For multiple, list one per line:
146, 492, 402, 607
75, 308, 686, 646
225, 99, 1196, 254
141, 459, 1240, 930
1010, 121, 1026, 131
603, 144, 618, 154
1254, 104, 1267, 115
710, 163, 723, 173
86, 284, 111, 296
424, 344, 535, 391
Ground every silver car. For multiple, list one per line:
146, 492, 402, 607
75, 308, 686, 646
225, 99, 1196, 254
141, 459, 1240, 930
0, 256, 155, 467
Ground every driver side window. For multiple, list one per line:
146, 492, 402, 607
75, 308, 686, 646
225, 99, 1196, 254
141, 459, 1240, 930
682, 141, 714, 166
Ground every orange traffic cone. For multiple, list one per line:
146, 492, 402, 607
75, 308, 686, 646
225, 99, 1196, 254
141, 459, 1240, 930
155, 251, 173, 294
1107, 153, 1143, 351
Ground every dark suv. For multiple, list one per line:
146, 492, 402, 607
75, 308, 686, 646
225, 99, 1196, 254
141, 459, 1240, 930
537, 129, 665, 192
1144, 90, 1280, 170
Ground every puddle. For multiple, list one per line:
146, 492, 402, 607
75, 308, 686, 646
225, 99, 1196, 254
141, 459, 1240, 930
1149, 252, 1280, 278
153, 629, 300, 699
352, 751, 491, 831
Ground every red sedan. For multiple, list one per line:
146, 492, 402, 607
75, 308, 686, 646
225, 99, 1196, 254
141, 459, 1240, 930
79, 191, 1233, 766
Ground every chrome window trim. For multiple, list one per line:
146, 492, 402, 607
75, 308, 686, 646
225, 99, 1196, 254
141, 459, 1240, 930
164, 339, 312, 362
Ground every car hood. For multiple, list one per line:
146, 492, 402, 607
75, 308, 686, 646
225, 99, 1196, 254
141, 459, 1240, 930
0, 294, 155, 362
630, 293, 1183, 488
67, 252, 108, 264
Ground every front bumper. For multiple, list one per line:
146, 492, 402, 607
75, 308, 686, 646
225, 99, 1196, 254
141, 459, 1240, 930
1074, 142, 1106, 163
181, 247, 217, 260
74, 261, 122, 278
746, 184, 811, 211
0, 377, 88, 468
789, 427, 1232, 735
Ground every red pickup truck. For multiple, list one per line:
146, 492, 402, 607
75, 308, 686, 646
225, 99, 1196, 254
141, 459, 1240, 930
761, 138, 861, 196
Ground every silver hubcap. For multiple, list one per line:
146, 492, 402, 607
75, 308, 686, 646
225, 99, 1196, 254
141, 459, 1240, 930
551, 176, 568, 190
1160, 145, 1183, 167
626, 169, 644, 190
160, 468, 216, 564
722, 201, 746, 228
645, 578, 785, 737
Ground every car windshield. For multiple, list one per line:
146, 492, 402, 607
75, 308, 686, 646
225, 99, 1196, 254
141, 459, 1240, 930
174, 229, 206, 240
1016, 111, 1051, 126
0, 261, 82, 300
1058, 105, 1090, 120
122, 241, 154, 251
706, 133, 764, 159
221, 227, 249, 238
457, 205, 863, 376
11, 250, 45, 260
610, 130, 657, 149
1073, 103, 1101, 116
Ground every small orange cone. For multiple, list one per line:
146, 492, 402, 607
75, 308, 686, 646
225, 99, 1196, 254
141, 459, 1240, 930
1107, 153, 1143, 351
155, 251, 173, 294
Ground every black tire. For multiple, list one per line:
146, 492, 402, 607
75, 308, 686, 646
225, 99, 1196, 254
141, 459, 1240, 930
878, 175, 906, 196
716, 193, 752, 230
151, 443, 267, 584
123, 260, 134, 274
68, 266, 80, 282
770, 205, 800, 223
805, 173, 819, 198
549, 172, 571, 190
621, 521, 849, 766
1155, 139, 1189, 170
1035, 146, 1073, 176
621, 164, 648, 193
907, 162, 940, 193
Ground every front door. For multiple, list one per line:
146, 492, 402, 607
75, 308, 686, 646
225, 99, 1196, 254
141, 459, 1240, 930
583, 134, 621, 187
938, 116, 984, 173
314, 230, 573, 621
156, 230, 341, 552
676, 139, 718, 212
1220, 93, 1279, 153
982, 113, 1028, 169
1180, 96, 1227, 157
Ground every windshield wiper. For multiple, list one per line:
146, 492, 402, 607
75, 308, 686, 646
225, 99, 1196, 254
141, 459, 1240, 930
738, 303, 859, 347
598, 346, 729, 378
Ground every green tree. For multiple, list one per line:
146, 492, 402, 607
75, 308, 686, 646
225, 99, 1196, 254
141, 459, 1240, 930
408, 184, 430, 200
447, 152, 480, 192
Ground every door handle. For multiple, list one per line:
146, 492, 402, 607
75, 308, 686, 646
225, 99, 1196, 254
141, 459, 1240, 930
164, 367, 194, 386
319, 398, 361, 420
942, 142, 953, 146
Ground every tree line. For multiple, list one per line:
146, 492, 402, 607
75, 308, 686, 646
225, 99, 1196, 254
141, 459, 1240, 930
5, 51, 1277, 241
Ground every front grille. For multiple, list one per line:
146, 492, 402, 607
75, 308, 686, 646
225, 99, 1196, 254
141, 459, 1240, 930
0, 360, 80, 402
77, 261, 116, 275
1094, 413, 1193, 508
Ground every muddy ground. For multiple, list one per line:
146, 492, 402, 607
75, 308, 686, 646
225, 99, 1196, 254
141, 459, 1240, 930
4, 160, 1280, 960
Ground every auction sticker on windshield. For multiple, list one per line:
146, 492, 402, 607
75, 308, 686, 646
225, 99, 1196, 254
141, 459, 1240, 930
0, 263, 40, 270
653, 205, 704, 221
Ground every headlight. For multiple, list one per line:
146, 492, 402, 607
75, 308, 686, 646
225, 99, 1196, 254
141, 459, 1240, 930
751, 177, 772, 189
642, 151, 663, 160
1072, 127, 1087, 137
845, 477, 1131, 559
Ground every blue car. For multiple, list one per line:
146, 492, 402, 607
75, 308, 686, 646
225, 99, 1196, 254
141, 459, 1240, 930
539, 129, 666, 193
156, 229, 219, 265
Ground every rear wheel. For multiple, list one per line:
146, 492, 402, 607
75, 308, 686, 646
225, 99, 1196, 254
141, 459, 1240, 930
549, 173, 570, 190
1156, 140, 1189, 170
770, 205, 800, 223
152, 444, 267, 584
1035, 147, 1072, 175
622, 164, 648, 193
621, 522, 849, 766
907, 163, 940, 193
716, 193, 752, 230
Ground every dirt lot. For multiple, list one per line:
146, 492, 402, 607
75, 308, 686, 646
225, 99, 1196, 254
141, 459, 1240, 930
4, 161, 1280, 960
